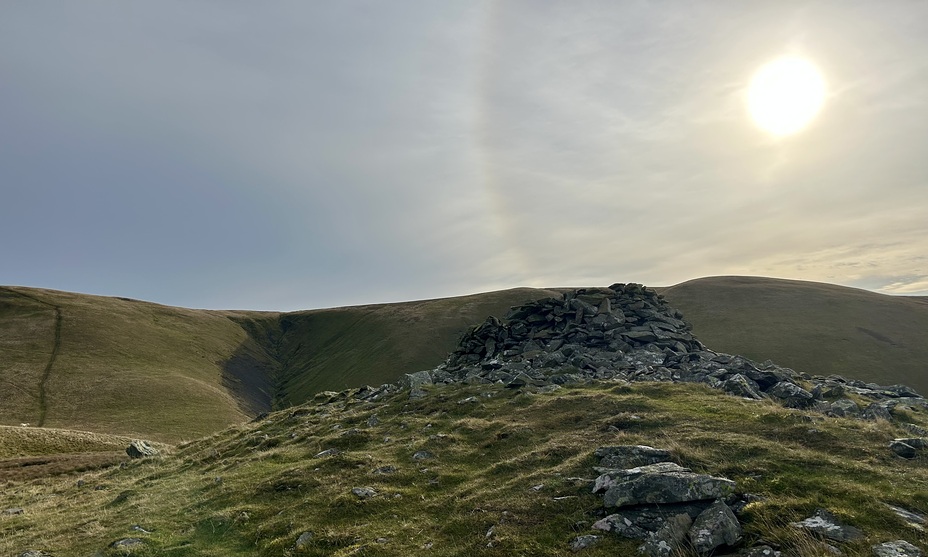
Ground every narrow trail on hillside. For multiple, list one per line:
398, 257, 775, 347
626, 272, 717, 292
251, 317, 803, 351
36, 307, 62, 427
6, 289, 62, 426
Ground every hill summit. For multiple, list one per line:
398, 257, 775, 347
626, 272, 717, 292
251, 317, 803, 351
1, 284, 927, 556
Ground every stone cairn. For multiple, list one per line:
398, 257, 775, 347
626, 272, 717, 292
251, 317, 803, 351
326, 283, 927, 430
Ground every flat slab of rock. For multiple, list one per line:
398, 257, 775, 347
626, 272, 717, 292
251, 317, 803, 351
593, 462, 690, 493
872, 540, 923, 557
790, 508, 863, 542
603, 470, 735, 508
885, 504, 926, 530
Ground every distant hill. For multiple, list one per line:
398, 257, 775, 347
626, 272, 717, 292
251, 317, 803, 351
0, 286, 555, 441
2, 277, 926, 441
661, 276, 928, 396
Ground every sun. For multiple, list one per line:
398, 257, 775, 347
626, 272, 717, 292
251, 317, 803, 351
747, 57, 826, 136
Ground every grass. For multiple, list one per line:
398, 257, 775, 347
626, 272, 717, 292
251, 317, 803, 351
661, 276, 928, 396
0, 381, 925, 556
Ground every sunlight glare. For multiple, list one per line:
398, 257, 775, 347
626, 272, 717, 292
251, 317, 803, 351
747, 57, 826, 136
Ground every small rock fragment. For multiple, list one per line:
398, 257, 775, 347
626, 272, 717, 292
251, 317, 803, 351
569, 534, 601, 552
351, 487, 376, 499
790, 508, 864, 542
872, 540, 924, 557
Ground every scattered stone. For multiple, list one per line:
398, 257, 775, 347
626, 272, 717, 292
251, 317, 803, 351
767, 382, 815, 408
872, 540, 923, 557
313, 448, 339, 458
885, 504, 926, 530
351, 487, 376, 499
638, 513, 692, 557
373, 465, 397, 475
688, 499, 742, 554
592, 513, 650, 539
890, 440, 918, 459
294, 531, 314, 550
569, 534, 601, 551
738, 546, 782, 557
412, 450, 435, 460
722, 374, 764, 400
17, 551, 52, 557
3, 508, 24, 515
790, 509, 863, 542
125, 440, 158, 459
402, 370, 433, 398
110, 537, 145, 549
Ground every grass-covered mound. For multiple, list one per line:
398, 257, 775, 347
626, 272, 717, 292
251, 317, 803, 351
1, 381, 925, 556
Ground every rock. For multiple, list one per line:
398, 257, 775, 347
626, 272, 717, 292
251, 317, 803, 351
374, 465, 397, 475
593, 462, 690, 493
872, 541, 924, 557
688, 499, 742, 554
110, 537, 145, 549
738, 546, 782, 557
638, 513, 692, 557
594, 445, 672, 469
125, 440, 158, 459
767, 382, 815, 408
592, 513, 650, 539
722, 374, 764, 400
412, 450, 435, 460
351, 487, 376, 499
3, 507, 24, 515
294, 530, 314, 550
313, 448, 339, 458
603, 470, 735, 508
896, 438, 927, 449
790, 509, 864, 542
829, 398, 860, 417
402, 370, 433, 398
569, 534, 601, 551
17, 551, 52, 557
885, 504, 926, 530
890, 440, 918, 459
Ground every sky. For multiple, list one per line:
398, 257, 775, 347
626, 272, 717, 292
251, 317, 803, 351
2, 1, 927, 310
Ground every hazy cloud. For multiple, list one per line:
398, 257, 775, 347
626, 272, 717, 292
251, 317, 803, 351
2, 1, 926, 309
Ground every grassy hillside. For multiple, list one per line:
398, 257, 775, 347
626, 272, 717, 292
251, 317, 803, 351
3, 278, 927, 443
0, 287, 272, 442
0, 381, 924, 556
661, 276, 928, 396
0, 286, 555, 441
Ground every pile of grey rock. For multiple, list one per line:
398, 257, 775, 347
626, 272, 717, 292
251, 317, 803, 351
403, 284, 927, 423
588, 444, 753, 556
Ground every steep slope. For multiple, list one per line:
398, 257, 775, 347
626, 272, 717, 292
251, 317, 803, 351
661, 277, 928, 396
0, 287, 273, 442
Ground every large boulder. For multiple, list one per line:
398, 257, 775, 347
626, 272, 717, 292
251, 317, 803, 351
767, 381, 815, 408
